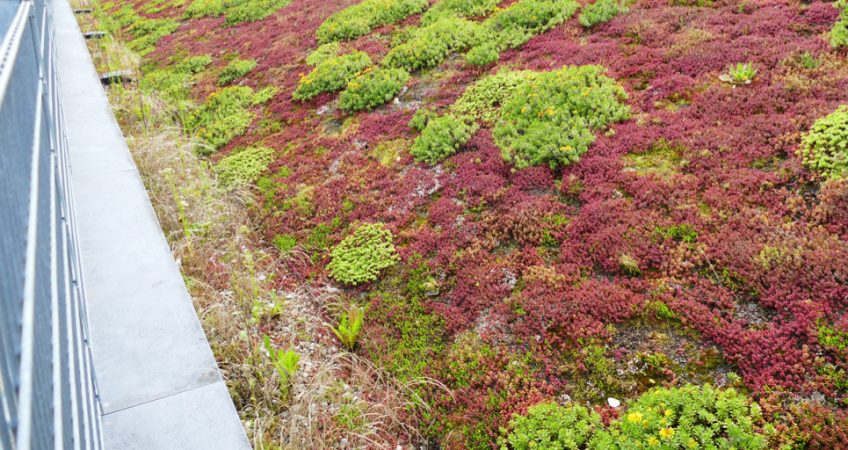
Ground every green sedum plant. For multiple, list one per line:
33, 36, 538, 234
591, 385, 768, 449
798, 105, 848, 179
316, 0, 428, 43
331, 305, 366, 350
465, 42, 500, 66
411, 114, 478, 164
272, 234, 298, 255
493, 65, 630, 169
141, 55, 212, 103
107, 6, 178, 55
292, 51, 373, 101
339, 67, 410, 112
213, 146, 275, 188
186, 86, 276, 153
218, 58, 257, 85
421, 0, 501, 25
305, 42, 341, 66
185, 0, 291, 24
327, 223, 399, 285
830, 0, 848, 48
452, 70, 538, 123
468, 0, 579, 56
409, 108, 438, 132
499, 402, 603, 450
579, 0, 627, 28
382, 17, 486, 71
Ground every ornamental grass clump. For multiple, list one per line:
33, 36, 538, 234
339, 67, 410, 112
493, 65, 630, 169
327, 223, 400, 285
798, 105, 848, 179
292, 51, 373, 101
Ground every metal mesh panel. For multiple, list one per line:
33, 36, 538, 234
1, 0, 104, 448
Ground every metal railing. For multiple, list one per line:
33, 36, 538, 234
0, 0, 103, 447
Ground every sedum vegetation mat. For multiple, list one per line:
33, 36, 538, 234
93, 0, 848, 447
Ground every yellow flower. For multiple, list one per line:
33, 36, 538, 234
627, 412, 643, 423
687, 438, 698, 449
647, 437, 659, 446
664, 409, 673, 417
659, 428, 674, 439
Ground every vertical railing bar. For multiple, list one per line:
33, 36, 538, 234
17, 20, 45, 450
50, 133, 63, 450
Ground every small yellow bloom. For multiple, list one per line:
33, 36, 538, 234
647, 437, 659, 446
627, 412, 643, 423
687, 438, 698, 449
664, 409, 673, 417
659, 428, 674, 439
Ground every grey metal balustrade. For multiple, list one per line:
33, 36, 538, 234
0, 0, 104, 447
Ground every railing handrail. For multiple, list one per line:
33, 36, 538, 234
0, 0, 104, 447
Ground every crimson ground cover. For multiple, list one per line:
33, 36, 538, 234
106, 0, 848, 447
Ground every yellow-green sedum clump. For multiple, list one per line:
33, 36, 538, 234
186, 86, 277, 153
218, 58, 257, 85
339, 67, 410, 113
500, 384, 769, 450
830, 0, 848, 48
213, 146, 275, 188
579, 0, 627, 28
184, 0, 292, 25
799, 105, 848, 179
382, 17, 486, 71
451, 70, 538, 123
498, 401, 603, 450
493, 65, 630, 169
420, 0, 501, 25
328, 223, 400, 285
305, 42, 341, 66
591, 385, 768, 449
292, 51, 373, 101
316, 0, 429, 43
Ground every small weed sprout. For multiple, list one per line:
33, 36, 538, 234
262, 335, 300, 397
721, 62, 757, 85
332, 305, 365, 351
